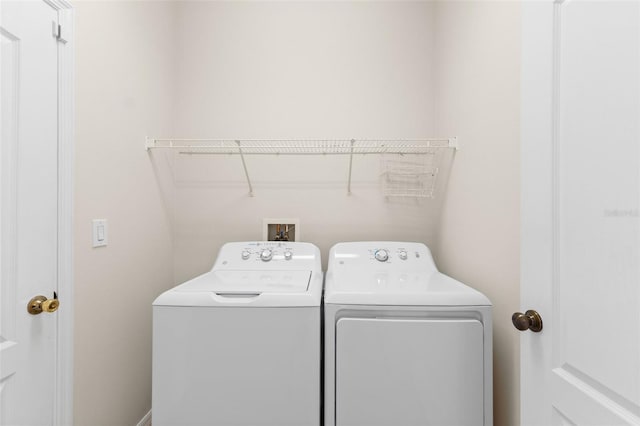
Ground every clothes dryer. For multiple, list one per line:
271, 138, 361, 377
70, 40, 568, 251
153, 241, 322, 426
324, 242, 492, 426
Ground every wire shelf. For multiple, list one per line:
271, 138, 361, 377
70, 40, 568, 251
145, 137, 457, 196
145, 138, 457, 155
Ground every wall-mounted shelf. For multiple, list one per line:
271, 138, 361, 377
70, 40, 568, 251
145, 137, 458, 197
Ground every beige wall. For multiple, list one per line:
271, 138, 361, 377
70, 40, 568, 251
433, 2, 521, 425
74, 1, 175, 425
170, 1, 441, 279
73, 1, 521, 425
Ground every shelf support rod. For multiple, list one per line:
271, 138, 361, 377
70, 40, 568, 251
235, 140, 254, 197
347, 139, 355, 195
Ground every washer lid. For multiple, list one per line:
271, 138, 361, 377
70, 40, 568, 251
154, 270, 322, 307
176, 270, 311, 293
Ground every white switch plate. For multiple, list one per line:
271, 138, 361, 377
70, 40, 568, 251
92, 219, 108, 247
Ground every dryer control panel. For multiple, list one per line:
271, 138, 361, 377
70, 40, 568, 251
371, 247, 414, 263
329, 242, 436, 271
213, 241, 321, 272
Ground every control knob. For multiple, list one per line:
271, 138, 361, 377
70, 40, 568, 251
374, 249, 389, 262
260, 249, 273, 262
284, 251, 293, 261
241, 250, 251, 260
398, 250, 408, 260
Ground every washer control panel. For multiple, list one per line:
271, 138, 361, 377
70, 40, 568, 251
245, 244, 292, 262
213, 241, 320, 271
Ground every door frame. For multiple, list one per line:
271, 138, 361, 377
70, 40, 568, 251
520, 0, 555, 424
42, 1, 75, 424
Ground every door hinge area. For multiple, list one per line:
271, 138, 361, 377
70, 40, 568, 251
52, 21, 67, 44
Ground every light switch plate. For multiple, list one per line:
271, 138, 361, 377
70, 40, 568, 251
92, 219, 108, 247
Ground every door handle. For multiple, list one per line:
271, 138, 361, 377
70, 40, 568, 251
27, 292, 59, 315
512, 309, 543, 332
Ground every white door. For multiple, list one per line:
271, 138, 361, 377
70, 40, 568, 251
1, 1, 61, 424
521, 1, 640, 425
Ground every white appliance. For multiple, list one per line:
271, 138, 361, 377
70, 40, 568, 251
153, 241, 323, 426
324, 242, 492, 426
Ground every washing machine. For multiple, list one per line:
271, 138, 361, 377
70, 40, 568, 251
153, 241, 323, 426
324, 242, 492, 426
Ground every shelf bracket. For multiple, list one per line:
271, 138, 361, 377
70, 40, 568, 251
347, 139, 355, 195
235, 140, 254, 197
450, 137, 459, 150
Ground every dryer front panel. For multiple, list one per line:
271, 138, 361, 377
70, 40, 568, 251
335, 317, 483, 426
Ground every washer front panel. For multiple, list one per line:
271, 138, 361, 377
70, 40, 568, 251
153, 306, 320, 426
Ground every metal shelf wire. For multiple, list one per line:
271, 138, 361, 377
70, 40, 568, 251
145, 137, 457, 196
381, 157, 439, 198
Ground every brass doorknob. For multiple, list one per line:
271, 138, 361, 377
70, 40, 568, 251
27, 292, 59, 315
512, 309, 543, 332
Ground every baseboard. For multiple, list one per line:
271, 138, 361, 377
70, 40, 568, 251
136, 409, 151, 426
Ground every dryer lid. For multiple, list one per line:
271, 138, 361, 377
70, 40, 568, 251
324, 270, 491, 306
324, 241, 491, 306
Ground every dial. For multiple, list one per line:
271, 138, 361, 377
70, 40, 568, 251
374, 249, 389, 262
398, 250, 408, 260
241, 250, 251, 260
284, 251, 293, 260
260, 249, 273, 262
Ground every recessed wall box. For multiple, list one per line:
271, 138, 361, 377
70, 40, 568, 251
263, 218, 300, 242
